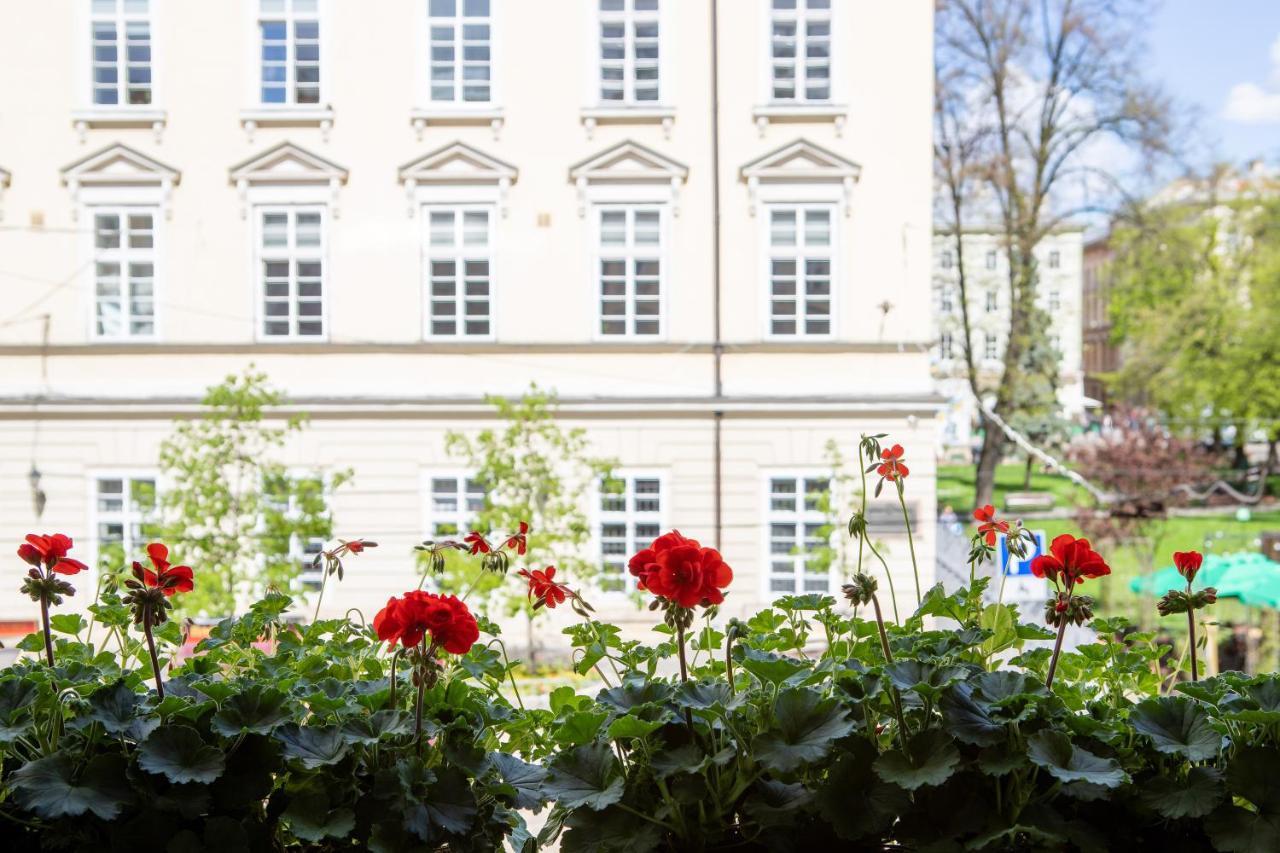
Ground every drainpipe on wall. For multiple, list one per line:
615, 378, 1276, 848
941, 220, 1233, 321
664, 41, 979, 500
710, 0, 724, 551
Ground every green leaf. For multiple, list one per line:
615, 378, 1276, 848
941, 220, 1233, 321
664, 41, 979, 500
606, 715, 664, 740
554, 710, 608, 747
754, 687, 854, 773
972, 670, 1048, 706
210, 685, 291, 737
873, 729, 961, 790
549, 685, 590, 714
490, 752, 546, 810
418, 766, 479, 836
649, 743, 705, 779
1137, 766, 1224, 819
736, 647, 806, 686
1129, 696, 1220, 761
544, 742, 624, 811
1223, 745, 1280, 814
10, 753, 133, 820
560, 805, 662, 853
1207, 806, 1280, 853
274, 723, 350, 769
49, 613, 85, 635
673, 680, 745, 712
79, 679, 146, 736
978, 604, 1018, 658
283, 793, 356, 842
138, 726, 227, 784
1026, 730, 1127, 788
340, 710, 413, 745
596, 679, 673, 712
941, 682, 1005, 746
884, 661, 970, 700
816, 739, 909, 839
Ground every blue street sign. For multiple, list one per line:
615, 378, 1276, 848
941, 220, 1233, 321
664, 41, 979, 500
997, 530, 1047, 576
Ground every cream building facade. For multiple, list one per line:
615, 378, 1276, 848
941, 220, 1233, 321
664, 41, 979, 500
0, 0, 937, 640
931, 229, 1086, 456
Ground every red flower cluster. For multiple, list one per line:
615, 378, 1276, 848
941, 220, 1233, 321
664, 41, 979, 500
628, 530, 733, 609
519, 566, 569, 609
464, 531, 491, 555
877, 445, 909, 482
18, 534, 88, 576
132, 543, 194, 597
1174, 550, 1203, 583
1030, 534, 1111, 587
505, 522, 529, 556
373, 590, 479, 655
973, 505, 1010, 547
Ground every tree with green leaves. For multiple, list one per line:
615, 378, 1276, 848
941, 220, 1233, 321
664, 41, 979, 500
439, 386, 614, 663
158, 368, 349, 616
1004, 307, 1073, 490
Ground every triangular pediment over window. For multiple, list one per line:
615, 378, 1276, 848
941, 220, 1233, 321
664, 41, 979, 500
740, 138, 861, 183
61, 143, 180, 187
229, 141, 348, 186
399, 142, 518, 185
569, 140, 689, 184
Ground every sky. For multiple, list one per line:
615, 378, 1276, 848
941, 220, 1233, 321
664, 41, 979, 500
1149, 1, 1280, 165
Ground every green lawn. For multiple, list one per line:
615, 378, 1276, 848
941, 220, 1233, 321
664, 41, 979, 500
937, 463, 1085, 514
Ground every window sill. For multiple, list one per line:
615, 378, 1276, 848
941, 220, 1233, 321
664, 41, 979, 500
410, 107, 504, 141
581, 105, 675, 140
752, 103, 848, 137
240, 107, 335, 142
72, 108, 167, 143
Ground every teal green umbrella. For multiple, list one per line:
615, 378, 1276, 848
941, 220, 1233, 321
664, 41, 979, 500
1129, 552, 1280, 608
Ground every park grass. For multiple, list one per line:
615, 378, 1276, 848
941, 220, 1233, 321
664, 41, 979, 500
937, 463, 1086, 514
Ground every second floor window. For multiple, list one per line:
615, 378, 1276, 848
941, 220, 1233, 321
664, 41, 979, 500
258, 207, 325, 339
262, 473, 328, 590
985, 290, 998, 313
939, 331, 953, 360
93, 208, 156, 338
599, 0, 660, 103
425, 206, 493, 338
984, 333, 999, 360
597, 205, 663, 337
770, 0, 831, 102
985, 249, 997, 269
91, 0, 152, 106
1048, 290, 1061, 311
768, 204, 833, 336
429, 0, 492, 103
93, 475, 158, 571
940, 250, 953, 269
259, 0, 320, 106
1048, 249, 1061, 269
426, 475, 486, 537
598, 474, 663, 592
940, 288, 954, 313
768, 476, 831, 595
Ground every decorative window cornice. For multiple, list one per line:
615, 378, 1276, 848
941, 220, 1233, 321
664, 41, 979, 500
228, 141, 348, 218
59, 143, 180, 219
739, 138, 861, 217
398, 142, 518, 217
568, 140, 689, 217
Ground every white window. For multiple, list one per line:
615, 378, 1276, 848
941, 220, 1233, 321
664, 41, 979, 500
258, 0, 321, 106
263, 473, 327, 590
92, 207, 156, 339
940, 288, 954, 313
985, 289, 998, 313
769, 0, 831, 102
1048, 290, 1061, 311
939, 331, 953, 360
767, 475, 831, 595
428, 0, 492, 103
598, 0, 661, 103
767, 204, 833, 336
1048, 249, 1060, 269
425, 206, 493, 338
596, 205, 664, 337
598, 473, 663, 592
257, 207, 326, 339
940, 250, 953, 269
985, 250, 997, 269
984, 333, 999, 360
425, 474, 486, 537
90, 0, 152, 106
93, 475, 158, 571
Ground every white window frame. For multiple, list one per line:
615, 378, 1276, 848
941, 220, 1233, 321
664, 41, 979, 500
761, 471, 835, 598
985, 250, 997, 270
592, 202, 668, 340
940, 249, 953, 270
592, 470, 667, 595
252, 0, 326, 108
939, 331, 953, 360
87, 0, 154, 108
88, 204, 160, 341
421, 469, 488, 540
424, 0, 496, 105
261, 469, 331, 591
592, 0, 666, 106
984, 332, 1000, 360
984, 289, 998, 313
1048, 289, 1061, 311
762, 0, 834, 104
1048, 249, 1061, 269
422, 203, 496, 340
254, 204, 328, 342
88, 471, 160, 587
940, 287, 954, 313
761, 201, 838, 339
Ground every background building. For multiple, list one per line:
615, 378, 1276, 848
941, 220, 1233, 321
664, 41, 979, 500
0, 0, 937, 640
931, 228, 1085, 458
1082, 235, 1117, 407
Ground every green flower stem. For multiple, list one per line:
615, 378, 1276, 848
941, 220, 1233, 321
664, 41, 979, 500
872, 595, 910, 746
1186, 582, 1199, 682
675, 622, 689, 683
724, 636, 736, 696
142, 613, 165, 701
1045, 611, 1069, 691
856, 451, 869, 574
388, 648, 401, 710
39, 596, 55, 667
311, 568, 329, 623
896, 482, 922, 606
863, 537, 900, 623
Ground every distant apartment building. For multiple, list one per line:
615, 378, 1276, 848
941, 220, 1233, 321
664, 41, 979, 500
930, 229, 1086, 455
1082, 236, 1117, 406
0, 1, 938, 636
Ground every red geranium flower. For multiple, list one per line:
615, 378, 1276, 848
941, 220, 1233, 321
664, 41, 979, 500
628, 530, 733, 609
519, 566, 567, 609
877, 445, 909, 482
18, 534, 88, 576
1030, 534, 1110, 587
973, 505, 1010, 547
464, 531, 491, 555
1173, 550, 1203, 583
505, 522, 529, 556
373, 590, 478, 655
131, 542, 194, 597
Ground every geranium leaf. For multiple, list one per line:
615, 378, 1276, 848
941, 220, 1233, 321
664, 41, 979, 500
816, 740, 909, 839
10, 753, 133, 820
1223, 745, 1280, 814
554, 710, 608, 747
339, 710, 413, 745
210, 685, 291, 737
560, 804, 663, 853
69, 679, 151, 738
490, 752, 546, 810
1137, 766, 1224, 819
673, 680, 746, 712
873, 729, 961, 790
1207, 806, 1280, 853
422, 767, 478, 836
1026, 730, 1127, 788
649, 742, 705, 779
606, 715, 664, 740
1130, 696, 1221, 761
596, 679, 673, 712
736, 647, 806, 686
138, 726, 226, 784
884, 661, 969, 700
274, 723, 350, 769
283, 792, 355, 842
754, 687, 854, 773
941, 682, 1005, 746
543, 742, 624, 811
49, 614, 85, 635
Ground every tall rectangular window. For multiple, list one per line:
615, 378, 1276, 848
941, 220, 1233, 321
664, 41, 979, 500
599, 474, 662, 592
93, 475, 158, 571
984, 333, 999, 359
767, 204, 833, 336
939, 331, 953, 360
259, 0, 320, 105
597, 206, 663, 337
1048, 249, 1061, 269
429, 0, 492, 103
426, 475, 486, 537
91, 0, 152, 106
767, 476, 830, 594
258, 207, 325, 339
940, 288, 954, 313
984, 289, 998, 313
262, 474, 327, 590
599, 0, 660, 103
770, 0, 831, 101
1048, 290, 1061, 311
93, 208, 156, 338
985, 250, 997, 269
940, 250, 953, 269
425, 206, 493, 338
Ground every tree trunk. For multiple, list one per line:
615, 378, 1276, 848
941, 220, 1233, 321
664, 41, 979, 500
1023, 453, 1034, 490
974, 423, 1004, 508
